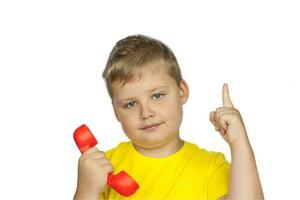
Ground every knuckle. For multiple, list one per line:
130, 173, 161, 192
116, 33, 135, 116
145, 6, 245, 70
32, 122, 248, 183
79, 156, 90, 165
215, 125, 219, 131
103, 164, 113, 173
209, 114, 214, 122
216, 113, 222, 121
234, 108, 240, 114
216, 107, 223, 112
89, 151, 105, 159
218, 113, 226, 122
217, 113, 221, 120
214, 112, 218, 118
97, 151, 105, 157
79, 155, 86, 162
84, 146, 99, 154
100, 158, 110, 165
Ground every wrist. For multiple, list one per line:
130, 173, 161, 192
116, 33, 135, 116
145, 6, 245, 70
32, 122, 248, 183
229, 137, 251, 151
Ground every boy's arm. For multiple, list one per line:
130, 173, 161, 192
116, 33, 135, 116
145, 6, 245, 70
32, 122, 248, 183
73, 186, 100, 200
210, 84, 264, 200
221, 138, 264, 200
73, 192, 99, 200
218, 138, 264, 200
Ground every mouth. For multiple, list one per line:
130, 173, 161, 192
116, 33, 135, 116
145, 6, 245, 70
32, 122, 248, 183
140, 122, 163, 131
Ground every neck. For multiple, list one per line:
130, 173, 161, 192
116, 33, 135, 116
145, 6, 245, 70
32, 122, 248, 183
133, 137, 184, 158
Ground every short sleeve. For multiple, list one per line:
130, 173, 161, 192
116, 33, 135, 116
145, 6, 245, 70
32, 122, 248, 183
99, 181, 111, 199
207, 152, 230, 200
99, 192, 105, 200
99, 188, 109, 200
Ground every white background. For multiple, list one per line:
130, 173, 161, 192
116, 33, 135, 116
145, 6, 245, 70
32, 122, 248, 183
0, 0, 299, 199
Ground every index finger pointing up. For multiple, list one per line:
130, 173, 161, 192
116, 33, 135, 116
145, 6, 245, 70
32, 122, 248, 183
223, 83, 234, 107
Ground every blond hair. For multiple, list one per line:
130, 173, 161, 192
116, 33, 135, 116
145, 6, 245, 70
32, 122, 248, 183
102, 34, 183, 100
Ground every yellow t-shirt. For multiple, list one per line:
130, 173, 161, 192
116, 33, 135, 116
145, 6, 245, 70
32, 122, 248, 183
100, 141, 230, 200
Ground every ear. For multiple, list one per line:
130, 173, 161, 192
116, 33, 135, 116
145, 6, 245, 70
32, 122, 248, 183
111, 101, 121, 122
178, 79, 189, 105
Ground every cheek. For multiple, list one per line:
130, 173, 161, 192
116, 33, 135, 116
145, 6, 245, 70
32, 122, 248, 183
163, 99, 183, 125
119, 111, 139, 129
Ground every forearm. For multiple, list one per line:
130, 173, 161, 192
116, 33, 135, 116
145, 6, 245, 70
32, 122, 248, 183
73, 186, 100, 200
74, 193, 99, 200
226, 138, 264, 200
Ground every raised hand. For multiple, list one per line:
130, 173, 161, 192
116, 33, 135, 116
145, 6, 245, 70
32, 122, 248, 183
210, 83, 248, 145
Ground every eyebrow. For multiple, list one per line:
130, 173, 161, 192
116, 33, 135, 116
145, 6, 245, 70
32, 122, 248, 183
117, 86, 169, 104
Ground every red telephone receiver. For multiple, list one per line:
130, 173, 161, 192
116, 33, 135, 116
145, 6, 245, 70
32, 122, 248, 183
73, 124, 139, 196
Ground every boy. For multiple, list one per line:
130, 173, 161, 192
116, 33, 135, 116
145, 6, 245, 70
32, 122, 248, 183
74, 35, 264, 199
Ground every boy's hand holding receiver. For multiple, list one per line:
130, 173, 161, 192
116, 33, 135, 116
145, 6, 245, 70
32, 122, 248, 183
75, 147, 114, 199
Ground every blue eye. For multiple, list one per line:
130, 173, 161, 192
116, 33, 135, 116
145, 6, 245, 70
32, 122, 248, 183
123, 92, 166, 109
124, 101, 136, 109
152, 92, 165, 100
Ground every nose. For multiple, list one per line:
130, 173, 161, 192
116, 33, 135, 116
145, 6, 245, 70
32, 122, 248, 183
140, 102, 155, 120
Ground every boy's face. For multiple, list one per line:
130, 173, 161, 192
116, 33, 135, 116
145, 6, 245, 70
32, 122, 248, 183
111, 62, 189, 149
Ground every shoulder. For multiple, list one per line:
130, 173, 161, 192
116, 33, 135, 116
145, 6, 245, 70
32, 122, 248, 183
185, 141, 226, 158
184, 141, 229, 169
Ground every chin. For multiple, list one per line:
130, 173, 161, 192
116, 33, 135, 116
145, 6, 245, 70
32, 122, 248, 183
133, 138, 168, 149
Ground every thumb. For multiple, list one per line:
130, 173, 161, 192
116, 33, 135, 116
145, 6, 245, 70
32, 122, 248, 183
209, 111, 216, 125
82, 146, 101, 156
